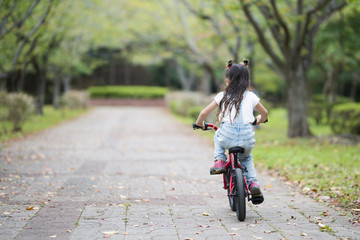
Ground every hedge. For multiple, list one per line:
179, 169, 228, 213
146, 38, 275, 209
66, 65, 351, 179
88, 86, 168, 99
330, 102, 360, 135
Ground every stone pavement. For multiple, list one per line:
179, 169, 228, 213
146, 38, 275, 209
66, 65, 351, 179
0, 107, 358, 240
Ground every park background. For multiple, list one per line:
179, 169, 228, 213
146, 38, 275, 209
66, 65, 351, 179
0, 0, 359, 224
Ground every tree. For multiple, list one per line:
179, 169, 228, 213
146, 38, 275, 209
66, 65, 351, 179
239, 0, 346, 137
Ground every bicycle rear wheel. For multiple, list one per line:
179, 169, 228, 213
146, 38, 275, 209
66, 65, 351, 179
234, 168, 246, 221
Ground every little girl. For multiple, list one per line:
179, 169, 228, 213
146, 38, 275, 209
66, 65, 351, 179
195, 59, 268, 203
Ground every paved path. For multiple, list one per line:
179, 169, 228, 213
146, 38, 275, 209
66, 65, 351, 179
0, 107, 358, 240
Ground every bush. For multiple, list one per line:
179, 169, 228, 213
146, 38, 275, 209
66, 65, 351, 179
187, 106, 205, 122
311, 94, 353, 124
308, 103, 325, 125
330, 103, 360, 135
61, 90, 88, 110
165, 91, 217, 121
88, 86, 168, 99
7, 92, 35, 132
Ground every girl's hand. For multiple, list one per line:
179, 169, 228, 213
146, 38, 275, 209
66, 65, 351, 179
256, 115, 262, 125
196, 121, 206, 130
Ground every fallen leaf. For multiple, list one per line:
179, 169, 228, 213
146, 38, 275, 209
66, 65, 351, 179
102, 231, 119, 235
49, 235, 56, 238
253, 236, 262, 239
202, 212, 210, 216
230, 228, 241, 231
103, 235, 110, 238
300, 232, 308, 236
318, 223, 326, 229
265, 185, 272, 188
26, 206, 34, 210
229, 233, 239, 236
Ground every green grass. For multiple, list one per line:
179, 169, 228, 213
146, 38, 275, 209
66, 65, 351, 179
254, 109, 360, 210
0, 106, 88, 143
176, 108, 360, 211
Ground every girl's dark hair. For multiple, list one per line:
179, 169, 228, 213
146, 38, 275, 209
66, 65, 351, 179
217, 59, 250, 122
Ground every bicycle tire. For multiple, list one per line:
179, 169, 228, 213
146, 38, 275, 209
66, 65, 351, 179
227, 172, 236, 211
234, 168, 246, 221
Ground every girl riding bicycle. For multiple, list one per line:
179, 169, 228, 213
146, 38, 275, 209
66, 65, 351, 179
195, 59, 268, 202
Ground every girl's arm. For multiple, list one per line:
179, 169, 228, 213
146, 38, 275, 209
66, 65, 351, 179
195, 100, 218, 129
254, 102, 268, 125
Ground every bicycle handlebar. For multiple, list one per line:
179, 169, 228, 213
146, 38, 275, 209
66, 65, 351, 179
193, 123, 218, 131
193, 118, 268, 131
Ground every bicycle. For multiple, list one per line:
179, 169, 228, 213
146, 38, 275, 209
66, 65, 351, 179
193, 119, 266, 221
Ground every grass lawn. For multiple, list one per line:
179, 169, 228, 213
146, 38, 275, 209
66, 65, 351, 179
253, 109, 359, 213
0, 106, 88, 143
178, 108, 360, 213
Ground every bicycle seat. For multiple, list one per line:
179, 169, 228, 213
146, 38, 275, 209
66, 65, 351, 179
229, 147, 244, 154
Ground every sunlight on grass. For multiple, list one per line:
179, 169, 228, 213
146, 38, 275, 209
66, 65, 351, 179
253, 108, 360, 210
178, 107, 360, 211
0, 106, 88, 143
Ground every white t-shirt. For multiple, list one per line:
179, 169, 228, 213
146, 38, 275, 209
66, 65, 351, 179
214, 90, 260, 124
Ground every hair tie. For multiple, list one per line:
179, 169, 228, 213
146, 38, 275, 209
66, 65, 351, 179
226, 60, 233, 69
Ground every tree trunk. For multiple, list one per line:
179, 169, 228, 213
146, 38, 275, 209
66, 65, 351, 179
201, 63, 217, 95
53, 75, 60, 109
350, 71, 359, 101
63, 76, 71, 93
35, 71, 46, 115
176, 62, 193, 91
286, 67, 311, 137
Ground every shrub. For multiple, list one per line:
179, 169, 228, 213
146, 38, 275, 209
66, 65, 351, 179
187, 106, 205, 122
7, 92, 35, 132
330, 103, 360, 135
308, 103, 325, 125
88, 86, 168, 99
165, 91, 217, 122
61, 90, 88, 110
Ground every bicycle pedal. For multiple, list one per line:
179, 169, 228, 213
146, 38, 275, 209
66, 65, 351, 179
251, 194, 264, 205
210, 169, 222, 175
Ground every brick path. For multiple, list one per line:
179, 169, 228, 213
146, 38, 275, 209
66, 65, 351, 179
0, 107, 358, 240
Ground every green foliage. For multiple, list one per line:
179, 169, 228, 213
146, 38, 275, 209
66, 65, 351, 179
6, 92, 35, 132
330, 103, 360, 135
0, 105, 87, 143
187, 106, 205, 122
309, 94, 353, 125
60, 90, 88, 110
88, 86, 168, 99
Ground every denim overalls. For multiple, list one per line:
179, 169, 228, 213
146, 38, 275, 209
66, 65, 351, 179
214, 91, 258, 185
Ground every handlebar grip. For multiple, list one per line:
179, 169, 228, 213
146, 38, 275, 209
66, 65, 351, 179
252, 118, 268, 125
192, 123, 209, 130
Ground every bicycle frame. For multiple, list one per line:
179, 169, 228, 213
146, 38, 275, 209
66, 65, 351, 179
223, 152, 251, 200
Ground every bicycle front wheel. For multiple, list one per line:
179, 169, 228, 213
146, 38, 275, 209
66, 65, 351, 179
234, 168, 246, 221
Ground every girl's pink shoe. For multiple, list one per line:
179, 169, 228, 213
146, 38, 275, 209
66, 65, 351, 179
210, 159, 226, 175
